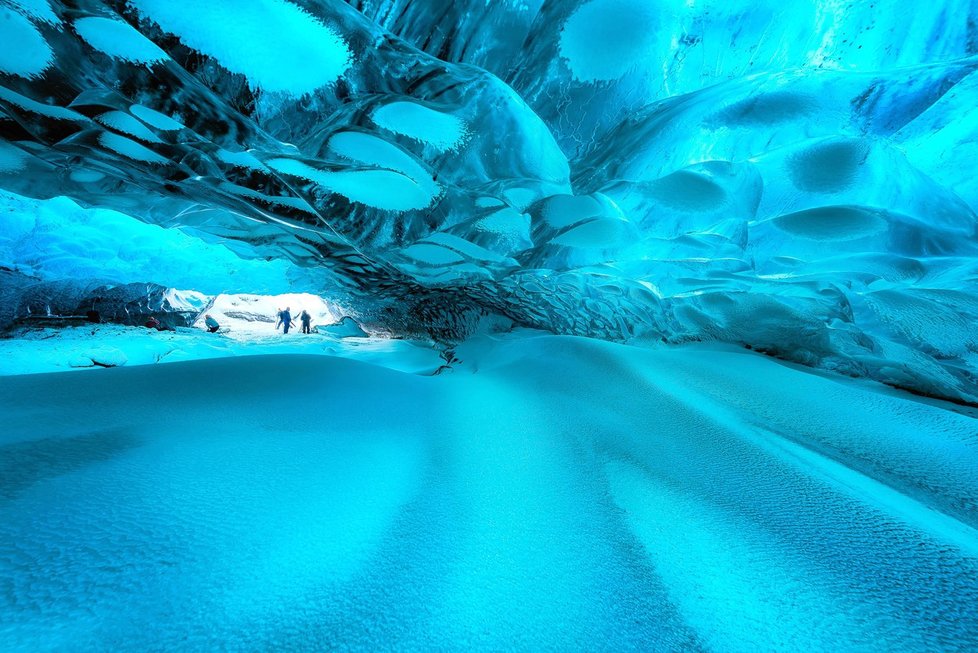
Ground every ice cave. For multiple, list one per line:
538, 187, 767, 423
1, 0, 978, 650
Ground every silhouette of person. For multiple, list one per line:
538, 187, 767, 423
299, 310, 312, 334
276, 307, 295, 334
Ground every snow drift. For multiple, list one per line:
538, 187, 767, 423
1, 334, 976, 650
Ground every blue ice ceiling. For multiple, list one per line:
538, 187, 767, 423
1, 0, 977, 401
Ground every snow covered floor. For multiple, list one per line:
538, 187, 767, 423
0, 324, 444, 376
1, 333, 977, 651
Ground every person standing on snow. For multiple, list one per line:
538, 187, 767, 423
299, 310, 312, 334
276, 307, 295, 334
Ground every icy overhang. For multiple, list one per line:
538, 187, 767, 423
0, 0, 977, 403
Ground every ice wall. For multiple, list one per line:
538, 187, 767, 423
0, 191, 303, 293
0, 0, 977, 402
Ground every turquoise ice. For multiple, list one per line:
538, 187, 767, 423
1, 0, 977, 401
1, 1, 978, 649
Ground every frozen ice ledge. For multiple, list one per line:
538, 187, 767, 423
1, 0, 977, 404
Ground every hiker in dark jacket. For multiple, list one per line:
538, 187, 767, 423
276, 307, 295, 334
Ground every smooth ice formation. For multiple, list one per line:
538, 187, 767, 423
0, 0, 977, 407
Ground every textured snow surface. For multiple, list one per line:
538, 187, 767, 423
1, 0, 978, 403
1, 333, 976, 650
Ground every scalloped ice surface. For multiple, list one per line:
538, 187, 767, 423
0, 0, 978, 403
1, 0, 978, 403
1, 334, 977, 650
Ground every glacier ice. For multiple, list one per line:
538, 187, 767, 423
0, 0, 977, 406
4, 2, 978, 648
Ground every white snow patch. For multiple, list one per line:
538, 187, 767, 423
194, 293, 342, 337
74, 16, 168, 66
217, 149, 269, 171
401, 243, 466, 265
68, 169, 106, 183
0, 8, 53, 79
99, 132, 168, 164
6, 0, 59, 24
96, 110, 164, 143
128, 0, 352, 95
327, 131, 440, 199
269, 158, 435, 212
0, 85, 88, 122
130, 105, 184, 131
220, 182, 315, 213
371, 102, 469, 152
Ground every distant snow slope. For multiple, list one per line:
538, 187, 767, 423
1, 333, 975, 650
192, 292, 342, 335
